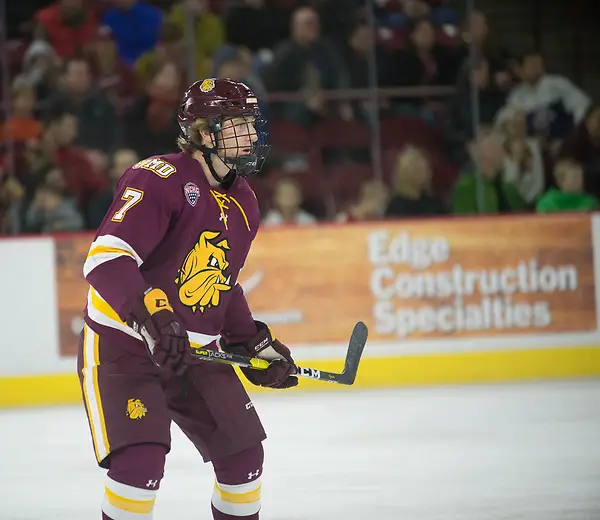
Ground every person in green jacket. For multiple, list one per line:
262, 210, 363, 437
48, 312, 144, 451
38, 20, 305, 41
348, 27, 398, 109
536, 158, 599, 213
452, 132, 528, 214
167, 0, 225, 79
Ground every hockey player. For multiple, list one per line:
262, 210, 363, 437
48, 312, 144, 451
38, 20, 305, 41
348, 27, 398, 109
78, 77, 298, 520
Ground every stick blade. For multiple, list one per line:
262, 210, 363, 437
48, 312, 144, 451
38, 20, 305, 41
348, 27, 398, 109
341, 321, 368, 385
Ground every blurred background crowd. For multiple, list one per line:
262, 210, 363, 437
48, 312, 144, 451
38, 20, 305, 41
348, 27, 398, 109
0, 0, 599, 234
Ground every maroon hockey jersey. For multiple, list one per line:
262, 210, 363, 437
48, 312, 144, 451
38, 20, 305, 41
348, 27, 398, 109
82, 152, 260, 352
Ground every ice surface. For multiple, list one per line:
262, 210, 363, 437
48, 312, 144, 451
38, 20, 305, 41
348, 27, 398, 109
1, 381, 600, 519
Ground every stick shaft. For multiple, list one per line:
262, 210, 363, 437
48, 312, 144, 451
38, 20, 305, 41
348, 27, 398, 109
190, 321, 368, 386
190, 347, 346, 383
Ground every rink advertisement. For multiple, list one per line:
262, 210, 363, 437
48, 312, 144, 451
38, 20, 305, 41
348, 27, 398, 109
1, 213, 600, 407
243, 213, 596, 344
49, 213, 597, 355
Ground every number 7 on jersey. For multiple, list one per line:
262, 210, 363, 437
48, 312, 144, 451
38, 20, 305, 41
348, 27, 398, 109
111, 187, 144, 222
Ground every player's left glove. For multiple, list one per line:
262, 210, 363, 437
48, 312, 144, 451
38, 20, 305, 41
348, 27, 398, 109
220, 321, 298, 389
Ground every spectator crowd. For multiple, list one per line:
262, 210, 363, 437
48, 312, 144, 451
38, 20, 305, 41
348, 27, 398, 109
1, 0, 599, 234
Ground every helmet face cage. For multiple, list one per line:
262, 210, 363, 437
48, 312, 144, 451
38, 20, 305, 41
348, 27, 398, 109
207, 109, 269, 178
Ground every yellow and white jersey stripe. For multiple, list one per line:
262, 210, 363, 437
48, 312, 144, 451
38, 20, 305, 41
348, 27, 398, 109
87, 287, 220, 347
83, 234, 144, 278
102, 477, 157, 520
81, 324, 110, 463
87, 286, 143, 340
212, 478, 262, 517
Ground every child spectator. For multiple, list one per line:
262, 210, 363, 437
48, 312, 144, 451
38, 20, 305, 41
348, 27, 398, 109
558, 104, 600, 197
0, 85, 42, 142
25, 183, 84, 233
262, 177, 317, 226
536, 159, 599, 213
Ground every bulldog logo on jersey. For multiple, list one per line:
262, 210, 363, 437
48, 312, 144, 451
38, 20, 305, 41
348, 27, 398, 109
126, 399, 147, 419
184, 182, 200, 206
174, 231, 232, 313
199, 78, 215, 92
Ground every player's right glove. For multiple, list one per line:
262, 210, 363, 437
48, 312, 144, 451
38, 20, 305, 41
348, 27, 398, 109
220, 321, 298, 389
124, 288, 191, 375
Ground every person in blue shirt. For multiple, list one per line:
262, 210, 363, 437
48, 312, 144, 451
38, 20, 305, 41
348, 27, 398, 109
102, 0, 163, 65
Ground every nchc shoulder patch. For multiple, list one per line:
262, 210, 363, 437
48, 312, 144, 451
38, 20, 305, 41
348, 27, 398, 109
184, 182, 201, 207
133, 157, 177, 179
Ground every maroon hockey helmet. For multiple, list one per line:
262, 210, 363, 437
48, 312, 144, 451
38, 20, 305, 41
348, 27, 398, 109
178, 78, 269, 183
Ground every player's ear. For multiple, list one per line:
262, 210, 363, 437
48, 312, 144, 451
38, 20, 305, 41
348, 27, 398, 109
197, 129, 212, 147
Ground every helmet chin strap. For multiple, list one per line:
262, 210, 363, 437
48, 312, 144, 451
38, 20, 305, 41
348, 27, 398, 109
185, 137, 237, 188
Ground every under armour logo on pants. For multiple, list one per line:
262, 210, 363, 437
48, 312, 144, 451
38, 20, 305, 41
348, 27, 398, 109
146, 480, 158, 488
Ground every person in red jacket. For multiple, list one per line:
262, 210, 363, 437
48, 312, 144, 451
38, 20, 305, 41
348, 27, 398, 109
35, 0, 98, 59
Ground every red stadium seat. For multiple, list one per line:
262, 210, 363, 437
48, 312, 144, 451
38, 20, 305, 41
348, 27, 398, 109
379, 115, 440, 151
377, 27, 408, 51
208, 0, 230, 13
429, 153, 460, 197
328, 163, 376, 210
269, 121, 312, 154
246, 175, 271, 212
435, 26, 460, 47
313, 119, 371, 149
270, 0, 301, 8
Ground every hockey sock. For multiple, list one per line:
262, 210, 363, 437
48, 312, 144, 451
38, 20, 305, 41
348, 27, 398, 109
101, 443, 167, 520
211, 443, 264, 519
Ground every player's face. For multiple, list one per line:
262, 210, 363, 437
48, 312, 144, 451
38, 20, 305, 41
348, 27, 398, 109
218, 116, 257, 158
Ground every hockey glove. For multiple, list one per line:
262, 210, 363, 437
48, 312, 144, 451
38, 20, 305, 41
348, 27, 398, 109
220, 321, 298, 389
124, 288, 191, 375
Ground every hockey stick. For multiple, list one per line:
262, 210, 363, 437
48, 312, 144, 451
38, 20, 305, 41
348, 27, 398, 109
190, 321, 368, 385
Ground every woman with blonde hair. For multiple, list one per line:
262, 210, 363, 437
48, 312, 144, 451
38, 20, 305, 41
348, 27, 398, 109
494, 105, 546, 204
385, 146, 447, 217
